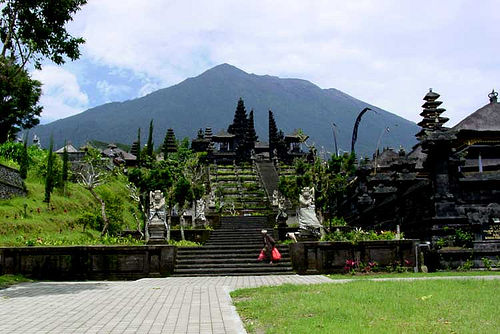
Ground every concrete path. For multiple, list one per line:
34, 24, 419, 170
0, 275, 331, 334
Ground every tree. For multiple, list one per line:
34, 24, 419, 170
0, 58, 42, 142
268, 110, 279, 158
18, 132, 28, 179
243, 109, 258, 156
0, 0, 87, 142
174, 177, 193, 241
77, 148, 110, 236
1, 0, 87, 69
61, 140, 69, 195
126, 183, 145, 238
44, 136, 54, 203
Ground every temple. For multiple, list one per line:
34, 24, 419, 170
337, 89, 500, 267
191, 98, 307, 163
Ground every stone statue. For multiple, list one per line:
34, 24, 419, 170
32, 134, 41, 148
276, 193, 288, 222
250, 149, 256, 160
272, 190, 279, 207
298, 186, 322, 238
195, 198, 207, 224
208, 189, 216, 209
147, 190, 167, 243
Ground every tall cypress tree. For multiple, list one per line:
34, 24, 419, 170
245, 109, 258, 151
44, 137, 55, 203
19, 133, 29, 179
276, 129, 287, 160
61, 140, 69, 194
268, 110, 278, 158
145, 120, 154, 159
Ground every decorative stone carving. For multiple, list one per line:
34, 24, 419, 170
208, 189, 216, 209
272, 190, 279, 207
195, 198, 207, 223
32, 134, 41, 148
298, 187, 322, 238
276, 193, 288, 222
147, 190, 167, 243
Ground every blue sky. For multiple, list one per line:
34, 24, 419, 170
33, 0, 500, 126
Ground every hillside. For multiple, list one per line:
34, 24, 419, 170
32, 64, 419, 156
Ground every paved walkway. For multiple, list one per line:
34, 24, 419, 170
2, 275, 497, 334
0, 275, 332, 334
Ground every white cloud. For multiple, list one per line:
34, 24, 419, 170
138, 81, 162, 97
32, 66, 89, 120
96, 80, 131, 102
60, 0, 500, 125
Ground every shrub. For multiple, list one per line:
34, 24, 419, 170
322, 228, 399, 243
169, 240, 201, 247
76, 212, 104, 231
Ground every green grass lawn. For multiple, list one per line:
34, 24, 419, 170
327, 270, 500, 280
0, 275, 32, 289
232, 278, 499, 333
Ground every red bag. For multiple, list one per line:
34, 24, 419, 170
272, 247, 281, 261
257, 249, 266, 261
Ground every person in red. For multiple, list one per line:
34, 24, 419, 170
260, 229, 276, 264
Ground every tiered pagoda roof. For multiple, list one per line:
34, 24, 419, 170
416, 89, 449, 140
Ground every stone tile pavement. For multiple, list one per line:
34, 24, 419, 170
0, 275, 332, 334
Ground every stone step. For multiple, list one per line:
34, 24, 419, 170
176, 250, 290, 257
205, 238, 263, 242
205, 240, 263, 245
208, 235, 266, 240
176, 257, 290, 264
176, 251, 290, 258
176, 248, 289, 256
171, 271, 294, 277
177, 245, 289, 251
220, 216, 268, 222
175, 262, 291, 269
209, 230, 268, 235
172, 266, 293, 276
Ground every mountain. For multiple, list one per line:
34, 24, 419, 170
32, 63, 419, 156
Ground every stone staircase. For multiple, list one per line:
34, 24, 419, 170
172, 216, 294, 276
255, 160, 280, 199
210, 164, 271, 216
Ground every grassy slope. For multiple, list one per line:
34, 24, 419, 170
0, 166, 141, 246
0, 275, 32, 289
232, 279, 499, 333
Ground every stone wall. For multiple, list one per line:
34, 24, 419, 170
0, 245, 176, 280
437, 241, 500, 269
290, 240, 418, 274
0, 164, 26, 199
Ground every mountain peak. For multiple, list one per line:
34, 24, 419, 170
33, 64, 418, 155
202, 63, 247, 76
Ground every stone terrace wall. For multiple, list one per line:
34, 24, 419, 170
0, 245, 176, 280
0, 164, 26, 199
290, 240, 418, 274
